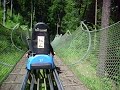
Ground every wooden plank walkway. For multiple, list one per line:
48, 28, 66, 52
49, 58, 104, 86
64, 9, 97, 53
0, 55, 27, 90
54, 56, 89, 90
0, 55, 89, 90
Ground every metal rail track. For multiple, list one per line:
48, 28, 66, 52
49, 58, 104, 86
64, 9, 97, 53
21, 69, 64, 90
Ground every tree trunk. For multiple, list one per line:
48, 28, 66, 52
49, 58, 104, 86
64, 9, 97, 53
0, 0, 1, 7
10, 0, 13, 18
30, 0, 33, 30
101, 0, 111, 28
3, 0, 6, 26
98, 0, 111, 77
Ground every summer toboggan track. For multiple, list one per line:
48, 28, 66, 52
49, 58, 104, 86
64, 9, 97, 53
0, 54, 89, 90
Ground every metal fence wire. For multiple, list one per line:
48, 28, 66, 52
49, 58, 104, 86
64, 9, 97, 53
51, 21, 120, 90
0, 24, 27, 85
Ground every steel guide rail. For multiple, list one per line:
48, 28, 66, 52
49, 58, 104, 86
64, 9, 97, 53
21, 69, 64, 90
21, 71, 30, 90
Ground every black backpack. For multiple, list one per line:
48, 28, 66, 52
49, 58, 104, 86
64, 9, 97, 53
31, 22, 50, 55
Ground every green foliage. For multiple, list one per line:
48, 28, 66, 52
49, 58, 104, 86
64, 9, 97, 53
0, 0, 120, 88
48, 0, 65, 23
48, 0, 65, 35
0, 8, 2, 23
6, 14, 24, 28
0, 8, 27, 84
0, 51, 24, 85
0, 23, 27, 85
0, 25, 11, 50
52, 21, 120, 90
61, 0, 79, 32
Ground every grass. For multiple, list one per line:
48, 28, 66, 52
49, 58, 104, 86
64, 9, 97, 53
60, 55, 113, 90
0, 7, 28, 86
52, 28, 118, 90
56, 46, 117, 90
0, 50, 25, 85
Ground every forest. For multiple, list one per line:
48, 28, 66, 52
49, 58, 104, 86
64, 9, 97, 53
0, 0, 120, 90
0, 0, 120, 35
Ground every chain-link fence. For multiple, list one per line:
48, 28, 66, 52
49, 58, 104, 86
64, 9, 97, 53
51, 21, 120, 90
0, 24, 27, 85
